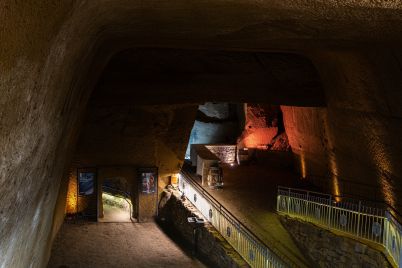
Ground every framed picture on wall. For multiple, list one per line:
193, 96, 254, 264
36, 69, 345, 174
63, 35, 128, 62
138, 167, 158, 194
78, 169, 96, 196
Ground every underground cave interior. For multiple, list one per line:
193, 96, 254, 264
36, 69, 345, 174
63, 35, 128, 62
44, 47, 399, 268
49, 48, 327, 267
3, 44, 402, 268
63, 48, 327, 221
4, 2, 402, 268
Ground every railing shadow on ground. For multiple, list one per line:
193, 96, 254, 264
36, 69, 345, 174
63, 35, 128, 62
277, 186, 402, 267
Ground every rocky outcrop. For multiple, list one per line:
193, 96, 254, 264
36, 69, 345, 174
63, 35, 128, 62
237, 104, 289, 151
206, 145, 237, 164
185, 103, 241, 158
280, 217, 392, 268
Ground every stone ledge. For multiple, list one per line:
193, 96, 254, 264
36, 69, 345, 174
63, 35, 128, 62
280, 216, 393, 268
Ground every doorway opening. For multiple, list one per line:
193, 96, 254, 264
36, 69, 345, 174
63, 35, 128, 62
99, 177, 133, 222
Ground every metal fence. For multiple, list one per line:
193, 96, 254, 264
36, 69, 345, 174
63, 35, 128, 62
179, 170, 291, 268
277, 186, 402, 267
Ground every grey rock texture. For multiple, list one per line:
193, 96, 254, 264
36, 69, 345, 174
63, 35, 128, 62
280, 217, 392, 268
199, 103, 231, 120
206, 145, 237, 164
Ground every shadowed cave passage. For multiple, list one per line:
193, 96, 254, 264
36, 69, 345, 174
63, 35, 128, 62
3, 4, 402, 266
54, 48, 329, 267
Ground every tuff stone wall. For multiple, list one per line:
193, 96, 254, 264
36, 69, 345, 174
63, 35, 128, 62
281, 106, 329, 180
2, 1, 402, 267
280, 51, 402, 212
312, 51, 402, 209
205, 145, 237, 164
280, 217, 392, 268
185, 103, 241, 159
159, 189, 249, 268
237, 104, 280, 149
65, 102, 198, 219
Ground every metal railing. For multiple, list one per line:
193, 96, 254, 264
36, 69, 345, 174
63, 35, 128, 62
277, 186, 402, 267
179, 170, 292, 268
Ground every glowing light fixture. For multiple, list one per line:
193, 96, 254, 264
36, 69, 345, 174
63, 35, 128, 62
171, 173, 179, 186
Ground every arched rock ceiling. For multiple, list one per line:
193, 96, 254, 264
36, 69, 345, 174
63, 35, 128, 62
3, 0, 402, 72
80, 0, 402, 50
92, 48, 325, 106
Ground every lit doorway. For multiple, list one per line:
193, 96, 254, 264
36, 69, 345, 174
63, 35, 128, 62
99, 176, 133, 222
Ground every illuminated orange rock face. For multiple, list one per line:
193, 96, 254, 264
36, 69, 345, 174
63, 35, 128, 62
240, 128, 277, 149
65, 173, 78, 215
237, 104, 289, 150
281, 106, 329, 179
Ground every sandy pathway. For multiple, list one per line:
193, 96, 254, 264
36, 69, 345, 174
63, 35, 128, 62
48, 221, 207, 268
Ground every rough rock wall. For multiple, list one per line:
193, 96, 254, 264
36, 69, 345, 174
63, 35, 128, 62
206, 145, 237, 164
280, 217, 391, 268
281, 106, 329, 180
159, 189, 250, 268
237, 104, 289, 150
2, 1, 402, 267
0, 2, 89, 268
68, 102, 198, 218
282, 50, 402, 213
312, 51, 402, 209
185, 103, 240, 158
74, 103, 197, 174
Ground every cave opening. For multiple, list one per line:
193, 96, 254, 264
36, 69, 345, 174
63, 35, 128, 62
53, 47, 331, 267
62, 47, 327, 221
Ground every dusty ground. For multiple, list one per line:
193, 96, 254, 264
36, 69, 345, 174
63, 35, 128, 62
47, 221, 207, 268
98, 203, 131, 223
189, 152, 312, 267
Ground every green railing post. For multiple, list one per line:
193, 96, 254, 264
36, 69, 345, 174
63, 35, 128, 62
384, 216, 389, 254
328, 196, 332, 228
306, 191, 310, 217
276, 195, 279, 212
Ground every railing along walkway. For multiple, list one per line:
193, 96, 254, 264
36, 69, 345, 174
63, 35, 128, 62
277, 186, 402, 267
179, 170, 294, 268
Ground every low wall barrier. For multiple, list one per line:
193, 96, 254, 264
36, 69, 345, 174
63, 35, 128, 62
277, 186, 402, 267
179, 170, 292, 268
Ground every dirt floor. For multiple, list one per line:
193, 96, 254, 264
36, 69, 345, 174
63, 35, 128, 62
188, 152, 312, 267
98, 203, 131, 223
47, 221, 207, 268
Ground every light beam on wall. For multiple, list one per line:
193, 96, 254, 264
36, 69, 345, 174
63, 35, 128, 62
323, 112, 341, 202
368, 128, 395, 209
65, 173, 77, 214
300, 152, 307, 179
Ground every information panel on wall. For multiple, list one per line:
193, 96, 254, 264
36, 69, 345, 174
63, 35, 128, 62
137, 167, 158, 222
139, 169, 157, 194
78, 171, 96, 196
